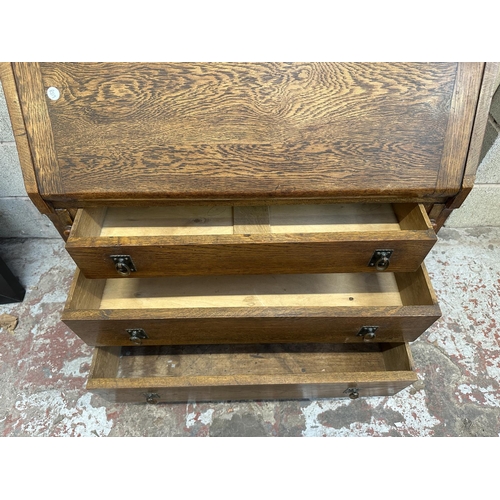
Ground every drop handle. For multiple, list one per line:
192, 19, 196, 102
126, 328, 148, 345
376, 255, 390, 271
368, 250, 393, 271
115, 261, 131, 276
145, 393, 160, 404
110, 255, 137, 276
344, 388, 359, 400
357, 326, 378, 341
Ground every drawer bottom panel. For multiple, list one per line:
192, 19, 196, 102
87, 342, 417, 403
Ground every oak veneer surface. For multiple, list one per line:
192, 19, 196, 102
11, 62, 484, 202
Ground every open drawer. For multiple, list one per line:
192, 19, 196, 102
86, 343, 418, 403
66, 203, 437, 278
62, 264, 441, 346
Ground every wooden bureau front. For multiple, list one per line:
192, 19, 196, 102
11, 62, 483, 205
4, 62, 497, 403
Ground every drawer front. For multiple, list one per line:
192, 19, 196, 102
62, 266, 441, 346
86, 343, 418, 404
66, 203, 436, 278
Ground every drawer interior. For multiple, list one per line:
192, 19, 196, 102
100, 273, 403, 309
66, 265, 437, 311
71, 203, 431, 238
88, 342, 414, 382
87, 342, 418, 402
114, 343, 413, 378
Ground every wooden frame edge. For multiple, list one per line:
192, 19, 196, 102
0, 62, 51, 215
1, 62, 71, 239
447, 62, 500, 210
436, 62, 484, 195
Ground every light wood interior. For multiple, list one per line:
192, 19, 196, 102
111, 343, 408, 379
101, 206, 234, 236
90, 203, 405, 237
99, 273, 403, 309
269, 204, 400, 233
395, 265, 438, 306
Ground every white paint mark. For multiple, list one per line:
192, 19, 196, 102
458, 384, 472, 394
301, 400, 352, 437
13, 391, 112, 437
60, 357, 88, 377
425, 239, 500, 380
301, 390, 440, 437
186, 408, 215, 428
457, 383, 500, 408
385, 391, 440, 436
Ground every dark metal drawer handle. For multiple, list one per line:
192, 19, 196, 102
368, 250, 393, 271
110, 255, 137, 276
126, 328, 148, 345
357, 326, 378, 341
144, 392, 160, 404
344, 388, 359, 400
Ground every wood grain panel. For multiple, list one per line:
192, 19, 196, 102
65, 268, 106, 310
66, 233, 436, 278
98, 273, 404, 309
233, 206, 270, 234
11, 63, 62, 196
0, 63, 52, 215
436, 63, 484, 194
88, 346, 120, 379
269, 203, 400, 232
102, 206, 233, 236
34, 62, 460, 200
87, 376, 417, 403
63, 308, 441, 346
394, 264, 438, 306
461, 63, 500, 184
70, 207, 107, 238
447, 62, 500, 210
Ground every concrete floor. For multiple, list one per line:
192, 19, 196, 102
0, 226, 499, 437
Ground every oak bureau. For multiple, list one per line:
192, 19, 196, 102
2, 62, 498, 404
